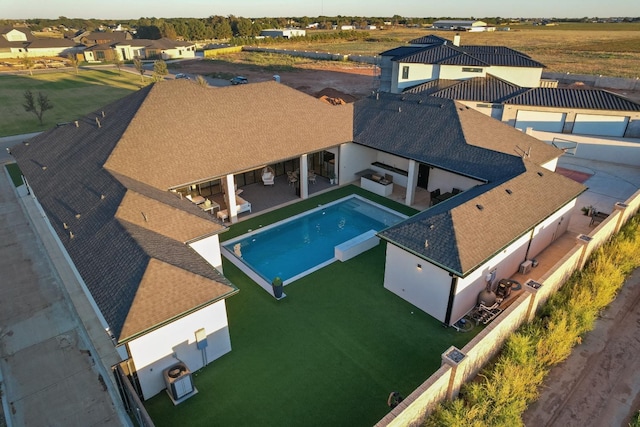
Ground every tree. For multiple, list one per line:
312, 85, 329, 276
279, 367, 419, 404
20, 54, 35, 76
113, 53, 124, 75
133, 57, 146, 82
23, 90, 53, 125
67, 53, 79, 75
152, 59, 168, 82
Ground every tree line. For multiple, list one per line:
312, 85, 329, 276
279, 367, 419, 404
2, 15, 638, 42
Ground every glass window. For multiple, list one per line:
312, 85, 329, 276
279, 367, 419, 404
402, 66, 409, 79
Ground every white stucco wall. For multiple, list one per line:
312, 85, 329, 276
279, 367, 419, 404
488, 66, 542, 87
439, 65, 487, 80
449, 231, 531, 324
189, 234, 223, 272
340, 144, 382, 183
395, 62, 439, 92
527, 200, 575, 260
127, 300, 232, 400
384, 244, 451, 322
427, 168, 483, 193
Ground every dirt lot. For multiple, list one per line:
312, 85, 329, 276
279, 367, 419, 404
171, 59, 378, 100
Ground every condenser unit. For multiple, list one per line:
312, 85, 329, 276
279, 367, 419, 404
519, 260, 532, 275
163, 362, 195, 404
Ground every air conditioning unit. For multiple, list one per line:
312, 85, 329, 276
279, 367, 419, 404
163, 362, 195, 404
519, 260, 532, 275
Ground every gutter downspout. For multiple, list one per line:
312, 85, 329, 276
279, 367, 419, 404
444, 273, 459, 325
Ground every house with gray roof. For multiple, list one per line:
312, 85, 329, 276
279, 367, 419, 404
379, 34, 545, 93
11, 80, 584, 400
0, 26, 79, 59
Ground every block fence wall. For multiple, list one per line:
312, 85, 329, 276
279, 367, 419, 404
542, 72, 640, 91
376, 189, 640, 426
241, 46, 379, 64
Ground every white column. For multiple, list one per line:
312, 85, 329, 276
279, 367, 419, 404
300, 154, 309, 199
406, 160, 418, 206
225, 174, 238, 223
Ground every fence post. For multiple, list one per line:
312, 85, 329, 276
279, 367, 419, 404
441, 346, 467, 400
614, 202, 629, 233
524, 280, 544, 321
576, 234, 593, 269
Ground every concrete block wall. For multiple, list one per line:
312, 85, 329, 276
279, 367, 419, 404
542, 72, 640, 91
375, 190, 640, 426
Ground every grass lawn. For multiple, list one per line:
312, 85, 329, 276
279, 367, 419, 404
253, 24, 640, 78
144, 187, 481, 426
0, 69, 148, 137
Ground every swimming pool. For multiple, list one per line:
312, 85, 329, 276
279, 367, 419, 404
222, 195, 407, 286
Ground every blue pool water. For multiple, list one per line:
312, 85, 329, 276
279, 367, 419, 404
223, 196, 407, 283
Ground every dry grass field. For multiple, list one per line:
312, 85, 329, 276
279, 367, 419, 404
265, 23, 640, 78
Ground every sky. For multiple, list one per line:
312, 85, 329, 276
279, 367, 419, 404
2, 0, 637, 20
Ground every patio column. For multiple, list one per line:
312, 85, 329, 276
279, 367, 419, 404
300, 154, 309, 199
405, 160, 418, 206
224, 174, 239, 223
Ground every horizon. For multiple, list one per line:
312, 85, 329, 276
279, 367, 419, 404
2, 0, 638, 21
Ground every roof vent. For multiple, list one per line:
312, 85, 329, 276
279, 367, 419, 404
505, 189, 512, 195
376, 92, 379, 100
537, 171, 544, 177
476, 204, 484, 211
95, 117, 101, 128
69, 231, 74, 239
141, 212, 148, 222
41, 166, 47, 170
418, 99, 423, 104
398, 107, 402, 113
401, 96, 406, 101
74, 121, 79, 127
100, 194, 105, 200
101, 110, 105, 117
75, 213, 81, 219
424, 239, 429, 248
63, 222, 68, 229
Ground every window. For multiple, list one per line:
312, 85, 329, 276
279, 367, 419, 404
462, 67, 483, 73
402, 66, 409, 79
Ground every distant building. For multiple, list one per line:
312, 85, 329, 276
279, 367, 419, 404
260, 29, 306, 39
432, 20, 494, 32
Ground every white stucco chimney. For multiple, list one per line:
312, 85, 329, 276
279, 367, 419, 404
453, 33, 461, 46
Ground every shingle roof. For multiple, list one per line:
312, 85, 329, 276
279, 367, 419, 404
402, 79, 460, 96
503, 87, 640, 111
105, 80, 353, 190
353, 92, 560, 182
379, 164, 585, 276
11, 87, 236, 343
386, 36, 545, 69
428, 74, 528, 103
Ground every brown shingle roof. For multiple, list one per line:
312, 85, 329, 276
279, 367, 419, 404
119, 258, 235, 341
105, 80, 353, 190
452, 163, 585, 273
115, 190, 225, 243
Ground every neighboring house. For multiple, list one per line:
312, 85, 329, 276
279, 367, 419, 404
0, 26, 79, 58
404, 74, 640, 138
260, 29, 306, 38
432, 20, 494, 32
83, 37, 196, 62
379, 35, 545, 93
385, 35, 640, 139
12, 80, 584, 399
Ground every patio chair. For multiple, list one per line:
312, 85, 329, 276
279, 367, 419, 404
430, 189, 440, 206
262, 167, 275, 186
308, 170, 316, 184
287, 171, 298, 186
452, 187, 461, 195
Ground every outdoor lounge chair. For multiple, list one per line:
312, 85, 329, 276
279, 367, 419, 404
262, 167, 275, 186
308, 170, 316, 184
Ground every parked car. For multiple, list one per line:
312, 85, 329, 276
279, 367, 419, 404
175, 73, 190, 80
230, 76, 248, 85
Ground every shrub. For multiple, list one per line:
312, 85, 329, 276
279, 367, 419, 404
425, 212, 640, 426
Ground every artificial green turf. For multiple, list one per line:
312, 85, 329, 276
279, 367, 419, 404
5, 163, 23, 187
145, 188, 481, 426
0, 69, 148, 137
